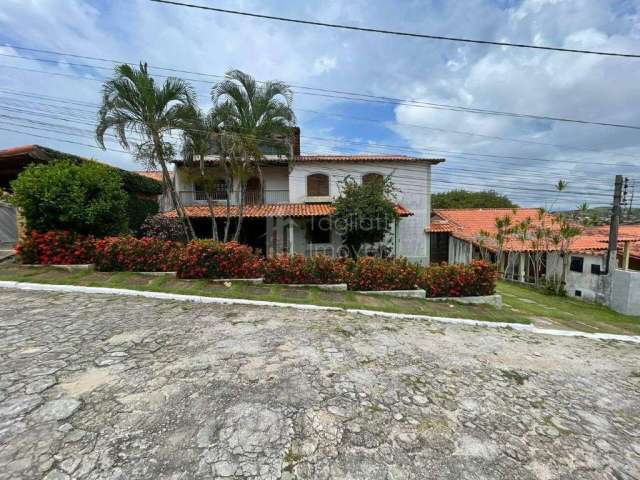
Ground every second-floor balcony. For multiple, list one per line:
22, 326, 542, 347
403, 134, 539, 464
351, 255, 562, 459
177, 189, 290, 206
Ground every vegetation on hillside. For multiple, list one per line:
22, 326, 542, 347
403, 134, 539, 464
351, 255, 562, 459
432, 189, 517, 209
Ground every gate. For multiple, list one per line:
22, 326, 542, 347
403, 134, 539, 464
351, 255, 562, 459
0, 202, 18, 246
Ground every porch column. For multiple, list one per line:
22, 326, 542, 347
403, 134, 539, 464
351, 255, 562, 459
288, 217, 295, 256
518, 253, 526, 282
623, 241, 630, 270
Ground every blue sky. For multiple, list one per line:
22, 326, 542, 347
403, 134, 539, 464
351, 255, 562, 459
1, 0, 640, 208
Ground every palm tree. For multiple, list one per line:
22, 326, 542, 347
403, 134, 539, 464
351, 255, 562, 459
96, 62, 196, 240
210, 69, 296, 241
181, 108, 222, 240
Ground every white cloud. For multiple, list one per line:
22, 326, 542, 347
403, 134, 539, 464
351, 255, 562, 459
0, 0, 638, 207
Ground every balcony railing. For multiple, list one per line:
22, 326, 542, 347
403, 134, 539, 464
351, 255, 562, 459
176, 189, 289, 207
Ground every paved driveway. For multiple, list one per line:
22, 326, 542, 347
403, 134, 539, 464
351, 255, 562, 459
1, 289, 639, 480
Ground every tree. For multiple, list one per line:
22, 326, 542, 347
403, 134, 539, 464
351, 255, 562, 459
11, 160, 128, 237
432, 190, 517, 209
181, 108, 222, 240
96, 62, 196, 240
332, 175, 399, 258
209, 69, 296, 241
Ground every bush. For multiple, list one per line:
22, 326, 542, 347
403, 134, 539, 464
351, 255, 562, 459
345, 257, 420, 291
94, 236, 181, 272
417, 261, 497, 297
177, 241, 263, 279
140, 215, 187, 242
16, 231, 96, 265
263, 254, 347, 284
127, 195, 159, 235
11, 160, 129, 236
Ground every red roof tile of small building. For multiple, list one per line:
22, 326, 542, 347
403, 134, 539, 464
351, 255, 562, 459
427, 208, 640, 255
0, 145, 37, 157
163, 203, 413, 218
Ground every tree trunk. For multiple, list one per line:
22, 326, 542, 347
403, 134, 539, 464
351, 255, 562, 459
233, 180, 247, 242
153, 133, 196, 240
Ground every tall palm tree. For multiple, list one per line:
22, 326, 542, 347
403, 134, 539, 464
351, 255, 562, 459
96, 62, 196, 240
210, 69, 296, 241
181, 108, 222, 240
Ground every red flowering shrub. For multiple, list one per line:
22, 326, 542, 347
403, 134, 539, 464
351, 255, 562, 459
263, 254, 347, 284
94, 236, 181, 272
417, 260, 497, 297
177, 241, 264, 279
16, 230, 96, 265
345, 257, 420, 291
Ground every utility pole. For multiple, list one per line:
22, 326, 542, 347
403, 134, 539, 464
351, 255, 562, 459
605, 175, 624, 274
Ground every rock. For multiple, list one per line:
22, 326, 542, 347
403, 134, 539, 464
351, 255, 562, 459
413, 395, 429, 406
34, 399, 81, 421
25, 376, 56, 394
43, 470, 69, 480
0, 395, 43, 418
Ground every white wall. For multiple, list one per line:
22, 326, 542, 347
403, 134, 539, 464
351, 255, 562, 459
547, 252, 606, 301
609, 269, 640, 315
289, 161, 432, 264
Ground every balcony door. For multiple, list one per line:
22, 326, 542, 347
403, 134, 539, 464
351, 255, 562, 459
244, 177, 262, 205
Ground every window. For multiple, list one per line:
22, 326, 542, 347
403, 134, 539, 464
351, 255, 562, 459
306, 216, 331, 244
362, 172, 384, 186
575, 290, 582, 297
307, 173, 329, 197
591, 263, 601, 275
570, 256, 584, 273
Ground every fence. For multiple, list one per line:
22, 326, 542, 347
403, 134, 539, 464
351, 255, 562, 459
0, 202, 18, 246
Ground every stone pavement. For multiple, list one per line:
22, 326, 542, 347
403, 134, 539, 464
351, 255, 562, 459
1, 288, 639, 480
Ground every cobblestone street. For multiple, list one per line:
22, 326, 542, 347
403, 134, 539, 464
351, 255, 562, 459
1, 288, 639, 479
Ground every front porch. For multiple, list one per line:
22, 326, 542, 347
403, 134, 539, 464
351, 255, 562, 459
164, 203, 413, 258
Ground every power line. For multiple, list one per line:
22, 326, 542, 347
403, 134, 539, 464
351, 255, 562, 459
4, 45, 640, 130
148, 0, 640, 59
5, 87, 640, 166
0, 102, 629, 187
0, 122, 614, 200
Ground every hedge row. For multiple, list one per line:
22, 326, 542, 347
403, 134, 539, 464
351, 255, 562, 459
16, 232, 497, 296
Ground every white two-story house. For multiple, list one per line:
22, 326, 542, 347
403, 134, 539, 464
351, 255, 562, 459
163, 131, 444, 264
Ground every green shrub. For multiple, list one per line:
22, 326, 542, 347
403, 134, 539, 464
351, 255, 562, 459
177, 240, 264, 279
16, 230, 96, 265
417, 261, 497, 297
94, 236, 181, 272
127, 195, 159, 234
263, 254, 347, 284
345, 257, 420, 291
11, 160, 128, 237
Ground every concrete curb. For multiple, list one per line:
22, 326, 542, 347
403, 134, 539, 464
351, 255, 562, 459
0, 280, 639, 344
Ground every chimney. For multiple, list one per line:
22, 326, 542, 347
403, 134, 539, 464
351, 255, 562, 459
292, 127, 301, 156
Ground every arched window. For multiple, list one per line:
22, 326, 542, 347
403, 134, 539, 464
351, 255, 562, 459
307, 173, 329, 197
362, 172, 384, 186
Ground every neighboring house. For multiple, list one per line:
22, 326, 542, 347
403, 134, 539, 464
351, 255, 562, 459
163, 132, 444, 264
0, 144, 164, 241
428, 208, 640, 309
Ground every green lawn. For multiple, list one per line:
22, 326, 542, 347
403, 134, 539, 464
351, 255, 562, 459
497, 281, 640, 335
0, 262, 638, 334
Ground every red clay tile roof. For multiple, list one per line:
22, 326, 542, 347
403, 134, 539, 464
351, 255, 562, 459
135, 171, 164, 182
163, 203, 413, 218
0, 145, 37, 157
172, 154, 445, 165
427, 208, 640, 255
295, 155, 445, 164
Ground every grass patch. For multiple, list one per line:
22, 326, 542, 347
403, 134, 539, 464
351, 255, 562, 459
497, 280, 640, 334
1, 263, 639, 334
